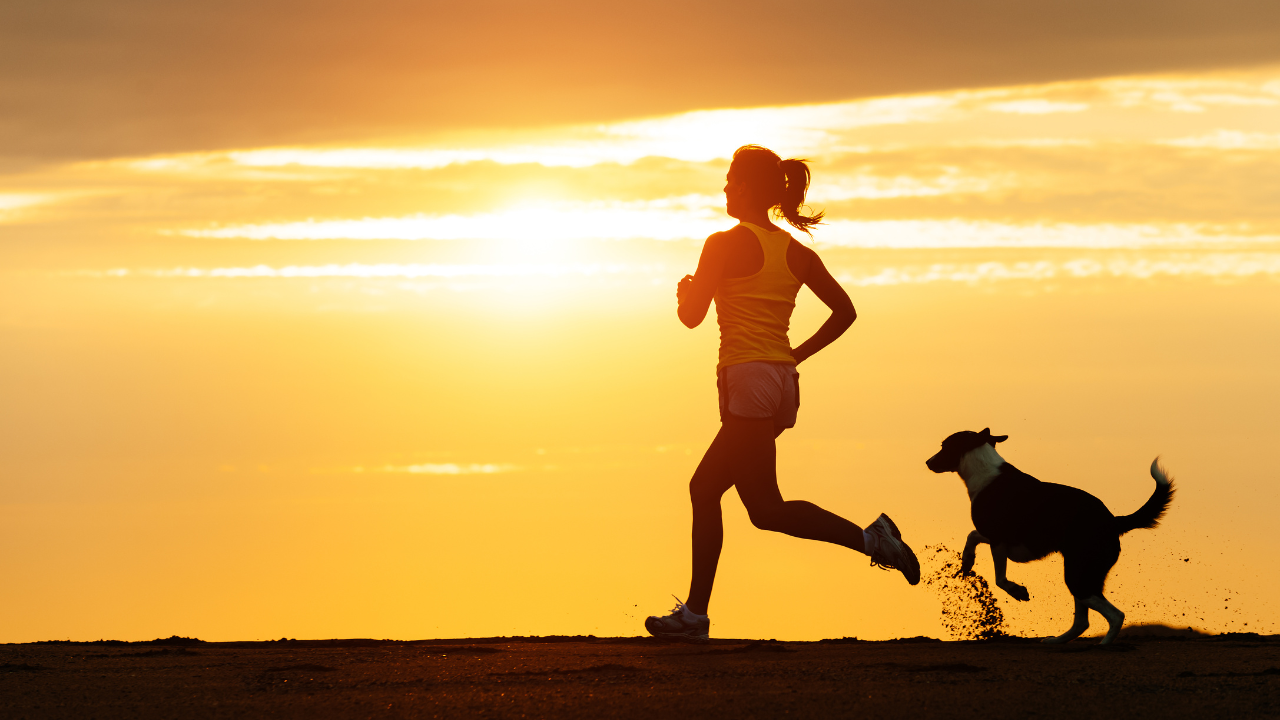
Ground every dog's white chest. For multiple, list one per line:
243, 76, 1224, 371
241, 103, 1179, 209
959, 444, 1006, 501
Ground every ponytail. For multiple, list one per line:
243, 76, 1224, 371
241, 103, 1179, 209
777, 158, 824, 235
730, 145, 825, 235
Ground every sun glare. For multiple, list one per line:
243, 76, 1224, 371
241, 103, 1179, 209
23, 68, 1244, 263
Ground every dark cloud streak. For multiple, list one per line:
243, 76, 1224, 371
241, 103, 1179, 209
3, 0, 1280, 162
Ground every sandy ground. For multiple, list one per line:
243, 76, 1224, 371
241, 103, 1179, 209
2, 634, 1277, 719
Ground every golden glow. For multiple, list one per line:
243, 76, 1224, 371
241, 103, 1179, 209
4, 66, 1280, 644
181, 197, 725, 242
19, 68, 1271, 257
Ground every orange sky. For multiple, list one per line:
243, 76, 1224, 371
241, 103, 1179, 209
5, 0, 1280, 160
2, 3, 1280, 643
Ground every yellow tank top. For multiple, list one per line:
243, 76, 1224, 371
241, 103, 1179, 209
714, 222, 802, 371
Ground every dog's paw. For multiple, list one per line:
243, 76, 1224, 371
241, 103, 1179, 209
960, 551, 976, 575
1003, 583, 1030, 602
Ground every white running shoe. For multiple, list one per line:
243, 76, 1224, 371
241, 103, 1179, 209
644, 596, 710, 640
867, 513, 920, 585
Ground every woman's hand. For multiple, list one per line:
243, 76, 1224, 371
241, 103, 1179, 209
676, 274, 695, 305
678, 232, 729, 328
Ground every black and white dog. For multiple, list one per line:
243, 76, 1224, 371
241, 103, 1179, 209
926, 429, 1175, 644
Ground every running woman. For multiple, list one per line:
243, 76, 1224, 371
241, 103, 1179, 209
645, 145, 920, 640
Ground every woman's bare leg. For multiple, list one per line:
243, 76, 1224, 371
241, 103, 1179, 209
685, 417, 866, 616
685, 425, 737, 616
729, 417, 866, 550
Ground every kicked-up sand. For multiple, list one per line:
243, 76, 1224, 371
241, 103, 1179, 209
2, 632, 1277, 719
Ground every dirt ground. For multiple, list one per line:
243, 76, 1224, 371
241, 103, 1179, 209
2, 634, 1277, 719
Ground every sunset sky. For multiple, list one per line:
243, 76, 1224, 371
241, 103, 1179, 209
2, 1, 1279, 643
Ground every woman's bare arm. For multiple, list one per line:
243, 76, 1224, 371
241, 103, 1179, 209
790, 250, 855, 365
676, 233, 728, 328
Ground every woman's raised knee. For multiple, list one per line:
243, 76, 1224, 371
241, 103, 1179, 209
747, 505, 787, 532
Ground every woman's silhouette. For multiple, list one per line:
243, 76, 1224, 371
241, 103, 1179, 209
646, 145, 920, 640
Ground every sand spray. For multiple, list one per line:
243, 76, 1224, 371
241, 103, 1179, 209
921, 544, 1008, 641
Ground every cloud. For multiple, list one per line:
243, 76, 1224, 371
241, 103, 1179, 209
817, 141, 1280, 228
6, 69, 1280, 264
379, 463, 519, 475
832, 253, 1280, 286
818, 221, 1279, 249
223, 95, 959, 171
1160, 130, 1280, 149
985, 100, 1090, 115
1102, 78, 1280, 113
69, 251, 1280, 288
810, 173, 1000, 201
76, 264, 645, 279
177, 196, 726, 242
4, 0, 1280, 161
168, 212, 1280, 248
0, 193, 49, 220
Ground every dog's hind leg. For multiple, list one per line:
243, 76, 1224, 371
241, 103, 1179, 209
1062, 537, 1123, 644
1086, 595, 1125, 645
1041, 598, 1089, 644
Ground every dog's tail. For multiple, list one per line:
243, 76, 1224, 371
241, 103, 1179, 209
1114, 458, 1176, 535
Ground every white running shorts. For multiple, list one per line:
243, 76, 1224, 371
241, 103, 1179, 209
717, 361, 800, 429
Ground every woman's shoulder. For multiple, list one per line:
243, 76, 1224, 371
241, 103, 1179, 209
707, 223, 753, 240
704, 224, 755, 251
785, 236, 817, 281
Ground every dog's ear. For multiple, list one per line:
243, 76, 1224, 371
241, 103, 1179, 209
991, 433, 1008, 444
979, 428, 991, 438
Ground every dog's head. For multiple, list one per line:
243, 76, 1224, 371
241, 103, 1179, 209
926, 428, 1008, 473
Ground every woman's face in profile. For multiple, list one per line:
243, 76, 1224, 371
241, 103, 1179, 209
724, 167, 752, 219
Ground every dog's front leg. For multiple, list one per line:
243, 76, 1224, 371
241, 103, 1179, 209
961, 531, 987, 575
990, 544, 1030, 602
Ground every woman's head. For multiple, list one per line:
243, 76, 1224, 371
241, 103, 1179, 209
724, 145, 824, 234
